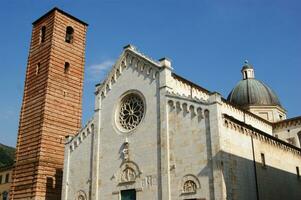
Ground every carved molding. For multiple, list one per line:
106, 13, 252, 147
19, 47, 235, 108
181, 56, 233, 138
98, 50, 160, 100
167, 99, 204, 121
223, 116, 301, 156
273, 117, 301, 130
69, 119, 94, 152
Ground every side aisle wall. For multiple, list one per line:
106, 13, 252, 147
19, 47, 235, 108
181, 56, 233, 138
166, 93, 225, 200
221, 115, 301, 200
62, 121, 94, 200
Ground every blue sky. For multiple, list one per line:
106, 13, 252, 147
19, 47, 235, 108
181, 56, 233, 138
1, 0, 301, 147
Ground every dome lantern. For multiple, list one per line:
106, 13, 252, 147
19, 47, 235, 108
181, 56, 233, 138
227, 61, 286, 122
241, 60, 255, 79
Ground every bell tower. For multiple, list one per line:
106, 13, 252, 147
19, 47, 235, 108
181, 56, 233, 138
11, 8, 88, 199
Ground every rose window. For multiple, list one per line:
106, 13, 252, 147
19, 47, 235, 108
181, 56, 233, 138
118, 94, 144, 131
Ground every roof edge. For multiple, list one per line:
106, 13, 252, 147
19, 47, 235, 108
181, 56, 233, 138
32, 7, 88, 26
224, 114, 301, 153
274, 115, 301, 127
171, 73, 211, 95
0, 164, 14, 172
221, 98, 273, 125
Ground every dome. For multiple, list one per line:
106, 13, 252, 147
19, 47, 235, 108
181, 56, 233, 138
227, 61, 282, 108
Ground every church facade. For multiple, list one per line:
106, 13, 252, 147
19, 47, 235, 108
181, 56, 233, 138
62, 44, 301, 200
11, 7, 301, 200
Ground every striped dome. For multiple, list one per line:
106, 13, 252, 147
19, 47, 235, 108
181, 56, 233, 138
227, 62, 282, 108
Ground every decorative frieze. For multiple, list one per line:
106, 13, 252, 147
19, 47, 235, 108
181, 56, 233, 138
273, 116, 301, 130
223, 115, 301, 155
98, 49, 160, 100
222, 101, 272, 131
68, 118, 94, 152
167, 99, 204, 121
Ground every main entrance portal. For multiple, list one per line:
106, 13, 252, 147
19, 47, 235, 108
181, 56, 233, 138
121, 189, 136, 200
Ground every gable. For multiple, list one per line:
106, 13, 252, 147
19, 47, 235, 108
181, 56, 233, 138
95, 45, 161, 99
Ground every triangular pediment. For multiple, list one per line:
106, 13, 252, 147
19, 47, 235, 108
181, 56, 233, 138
95, 45, 162, 98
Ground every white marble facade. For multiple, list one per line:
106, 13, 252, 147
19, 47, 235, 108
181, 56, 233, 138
62, 45, 301, 200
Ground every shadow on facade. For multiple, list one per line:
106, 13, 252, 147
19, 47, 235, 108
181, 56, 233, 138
45, 168, 63, 200
199, 151, 301, 200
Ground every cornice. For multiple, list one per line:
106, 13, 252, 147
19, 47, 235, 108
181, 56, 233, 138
223, 114, 301, 155
273, 116, 301, 129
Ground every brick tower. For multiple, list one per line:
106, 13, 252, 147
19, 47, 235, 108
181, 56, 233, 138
10, 8, 88, 200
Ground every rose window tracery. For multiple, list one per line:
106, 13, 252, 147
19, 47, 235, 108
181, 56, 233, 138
118, 94, 144, 131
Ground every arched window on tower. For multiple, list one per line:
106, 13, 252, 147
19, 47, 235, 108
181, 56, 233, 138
65, 26, 74, 43
40, 26, 46, 43
36, 63, 40, 75
64, 62, 70, 74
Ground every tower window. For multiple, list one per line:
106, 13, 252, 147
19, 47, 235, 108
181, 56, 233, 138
5, 173, 9, 183
63, 90, 67, 97
261, 153, 266, 168
40, 26, 46, 43
65, 26, 74, 43
64, 62, 70, 74
297, 167, 300, 178
36, 63, 40, 75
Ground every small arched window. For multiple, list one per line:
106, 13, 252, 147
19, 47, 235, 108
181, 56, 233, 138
64, 62, 70, 74
5, 173, 9, 183
244, 71, 248, 79
65, 26, 74, 43
40, 26, 46, 43
36, 63, 40, 75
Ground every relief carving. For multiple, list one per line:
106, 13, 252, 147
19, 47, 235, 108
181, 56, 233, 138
76, 190, 87, 200
180, 174, 200, 195
121, 167, 136, 183
118, 161, 141, 184
183, 180, 197, 194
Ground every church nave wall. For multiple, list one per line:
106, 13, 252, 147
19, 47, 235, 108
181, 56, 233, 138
220, 115, 301, 200
167, 97, 213, 200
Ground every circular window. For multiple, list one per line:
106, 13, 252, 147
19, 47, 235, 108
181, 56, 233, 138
117, 93, 145, 132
